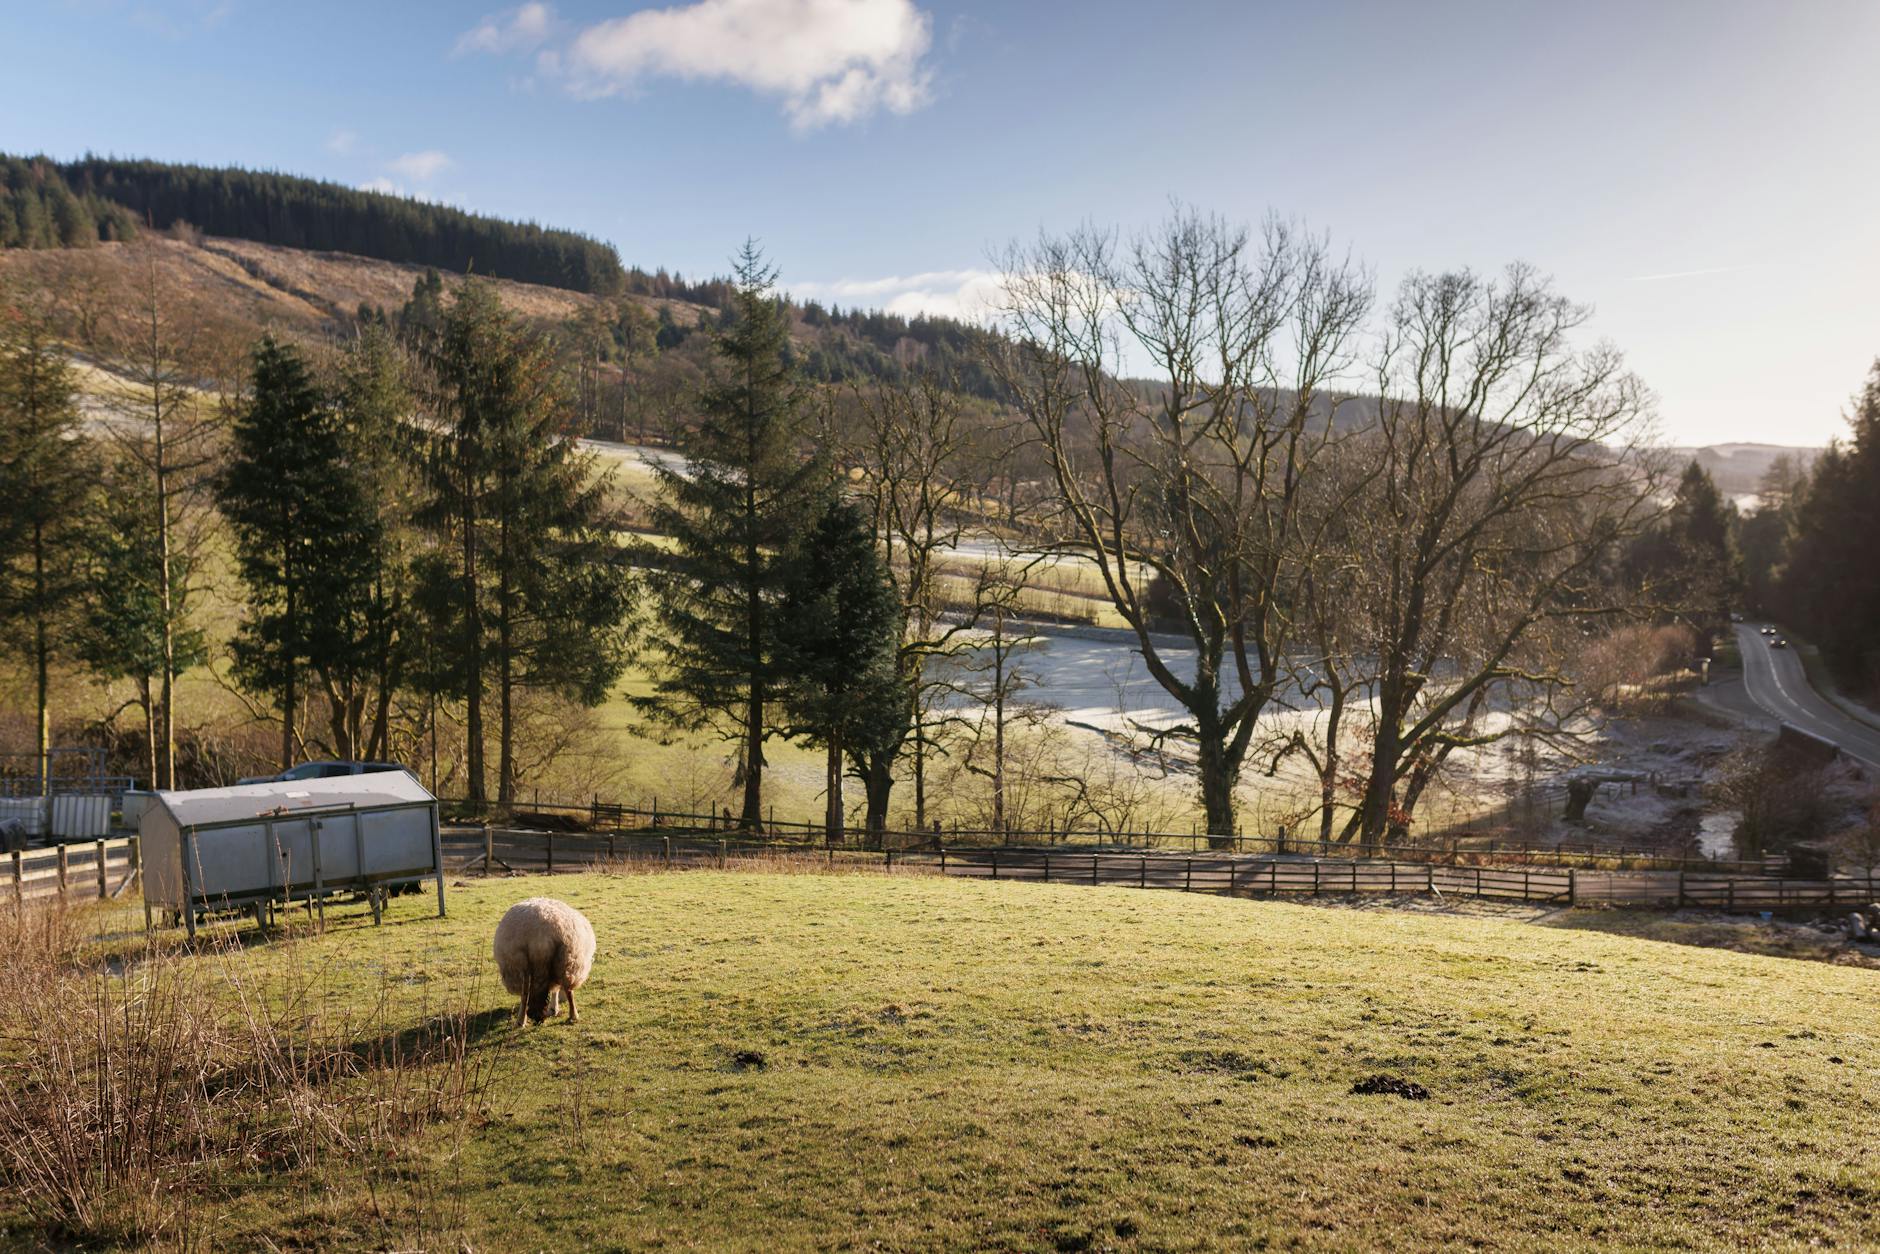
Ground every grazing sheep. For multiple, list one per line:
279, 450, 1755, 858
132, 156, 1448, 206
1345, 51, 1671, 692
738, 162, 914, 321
493, 898, 596, 1025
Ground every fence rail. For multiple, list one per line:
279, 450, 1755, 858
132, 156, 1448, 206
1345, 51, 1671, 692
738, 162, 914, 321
440, 797, 1778, 875
7, 837, 139, 905
441, 827, 1880, 915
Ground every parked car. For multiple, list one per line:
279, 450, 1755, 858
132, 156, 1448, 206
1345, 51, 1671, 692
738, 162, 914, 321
236, 760, 414, 786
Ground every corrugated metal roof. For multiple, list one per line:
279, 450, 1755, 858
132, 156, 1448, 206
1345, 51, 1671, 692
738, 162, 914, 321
151, 772, 434, 828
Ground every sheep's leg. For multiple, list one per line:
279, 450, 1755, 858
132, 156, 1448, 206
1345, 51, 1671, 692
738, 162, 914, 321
515, 975, 530, 1026
565, 985, 579, 1023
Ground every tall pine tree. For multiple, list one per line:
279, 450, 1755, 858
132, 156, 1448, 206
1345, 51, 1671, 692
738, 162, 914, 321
636, 244, 824, 829
217, 337, 373, 770
1783, 361, 1880, 696
0, 291, 96, 788
777, 499, 904, 843
416, 278, 632, 805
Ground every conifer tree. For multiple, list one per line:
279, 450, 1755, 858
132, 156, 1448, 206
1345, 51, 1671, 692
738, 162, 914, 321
320, 322, 418, 761
0, 291, 96, 788
636, 243, 824, 829
74, 457, 207, 788
777, 499, 904, 843
217, 336, 373, 769
1783, 361, 1880, 695
416, 279, 632, 804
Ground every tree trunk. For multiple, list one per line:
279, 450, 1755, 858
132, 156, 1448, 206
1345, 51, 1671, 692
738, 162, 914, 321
1563, 778, 1595, 822
32, 524, 49, 795
992, 612, 1006, 834
912, 708, 927, 831
741, 476, 763, 831
139, 677, 156, 791
497, 537, 514, 807
1318, 685, 1344, 844
462, 472, 485, 803
280, 567, 296, 772
1358, 719, 1401, 853
741, 689, 764, 830
1198, 734, 1238, 849
154, 399, 176, 790
859, 749, 893, 835
825, 732, 843, 844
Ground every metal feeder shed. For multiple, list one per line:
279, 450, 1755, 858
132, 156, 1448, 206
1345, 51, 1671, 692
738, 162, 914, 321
139, 773, 445, 936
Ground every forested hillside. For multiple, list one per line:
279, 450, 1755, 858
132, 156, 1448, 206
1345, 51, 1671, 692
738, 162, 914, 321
3, 153, 626, 294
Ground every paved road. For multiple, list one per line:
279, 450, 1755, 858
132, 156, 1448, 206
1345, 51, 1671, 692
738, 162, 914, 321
1734, 623, 1880, 768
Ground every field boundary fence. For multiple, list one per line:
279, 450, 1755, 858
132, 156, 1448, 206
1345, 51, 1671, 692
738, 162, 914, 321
442, 795, 1777, 875
442, 827, 1880, 915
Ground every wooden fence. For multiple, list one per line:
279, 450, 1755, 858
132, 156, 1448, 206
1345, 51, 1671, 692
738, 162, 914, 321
6, 837, 139, 905
442, 828, 1880, 915
443, 798, 1769, 875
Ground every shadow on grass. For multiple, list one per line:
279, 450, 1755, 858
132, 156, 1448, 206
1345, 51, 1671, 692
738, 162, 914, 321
344, 1005, 516, 1063
1535, 909, 1873, 966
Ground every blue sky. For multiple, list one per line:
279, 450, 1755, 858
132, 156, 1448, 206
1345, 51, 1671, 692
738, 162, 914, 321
5, 0, 1879, 447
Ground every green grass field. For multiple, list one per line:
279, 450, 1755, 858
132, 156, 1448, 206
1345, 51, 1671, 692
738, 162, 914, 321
8, 870, 1877, 1250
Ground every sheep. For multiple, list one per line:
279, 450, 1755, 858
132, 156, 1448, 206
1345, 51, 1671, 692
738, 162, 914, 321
492, 897, 596, 1025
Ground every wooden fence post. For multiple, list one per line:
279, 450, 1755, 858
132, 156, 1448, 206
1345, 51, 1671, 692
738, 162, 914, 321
136, 835, 151, 931
1183, 860, 1192, 892
1139, 856, 1147, 889
1568, 868, 1577, 907
719, 839, 727, 868
663, 836, 672, 866
10, 849, 20, 903
991, 850, 1000, 881
96, 839, 107, 898
57, 845, 68, 899
1042, 853, 1050, 884
1312, 861, 1320, 896
940, 847, 948, 874
546, 831, 555, 874
1092, 854, 1100, 886
1426, 863, 1434, 894
483, 824, 494, 876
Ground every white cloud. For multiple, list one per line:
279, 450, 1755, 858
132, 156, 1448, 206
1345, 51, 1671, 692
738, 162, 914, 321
324, 128, 358, 156
473, 0, 934, 129
456, 2, 556, 55
358, 178, 439, 204
385, 150, 452, 182
793, 268, 1001, 321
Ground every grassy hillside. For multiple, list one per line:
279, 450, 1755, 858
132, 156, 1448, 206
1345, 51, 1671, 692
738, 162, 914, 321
0, 235, 704, 338
10, 871, 1876, 1249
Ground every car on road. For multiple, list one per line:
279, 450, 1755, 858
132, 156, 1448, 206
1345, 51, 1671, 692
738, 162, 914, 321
1760, 625, 1775, 635
1770, 638, 1789, 649
236, 760, 414, 786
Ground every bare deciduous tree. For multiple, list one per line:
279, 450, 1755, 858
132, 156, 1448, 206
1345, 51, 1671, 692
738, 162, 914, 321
1340, 265, 1660, 848
833, 372, 1023, 832
101, 249, 229, 789
990, 208, 1369, 842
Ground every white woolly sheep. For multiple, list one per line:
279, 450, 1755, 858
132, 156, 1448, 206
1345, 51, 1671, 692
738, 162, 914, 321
493, 897, 596, 1025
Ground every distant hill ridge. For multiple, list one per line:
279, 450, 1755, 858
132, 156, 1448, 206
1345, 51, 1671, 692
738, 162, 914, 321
3, 152, 626, 295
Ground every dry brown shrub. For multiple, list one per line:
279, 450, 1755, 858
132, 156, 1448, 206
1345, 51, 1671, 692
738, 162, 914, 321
0, 902, 504, 1249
